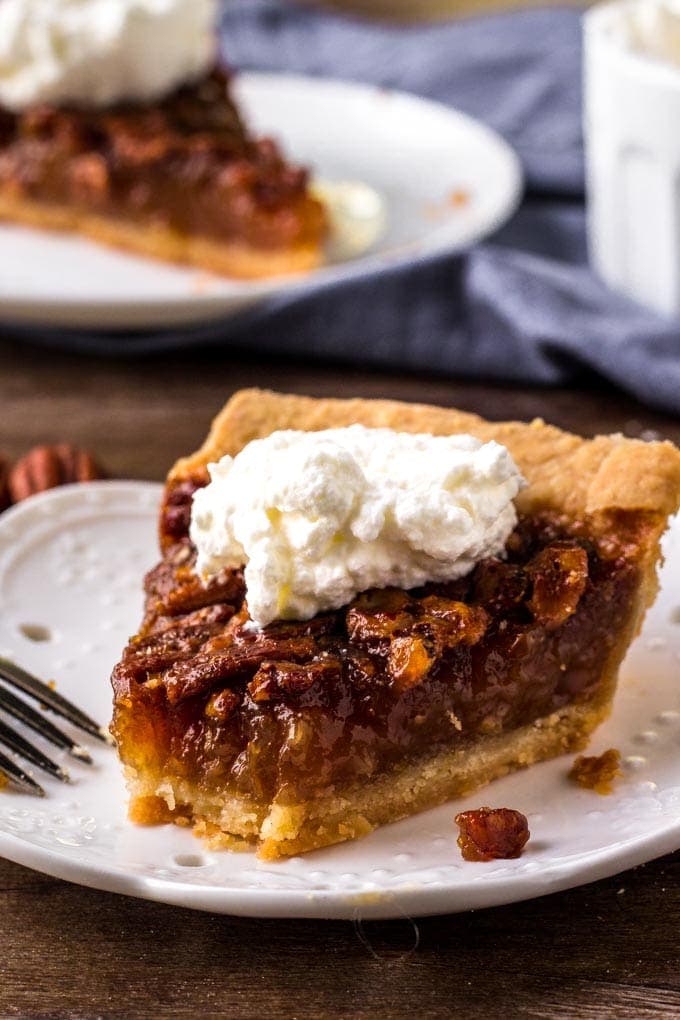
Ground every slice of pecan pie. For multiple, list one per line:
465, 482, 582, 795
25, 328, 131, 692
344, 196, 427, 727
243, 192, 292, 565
111, 390, 680, 859
0, 69, 326, 278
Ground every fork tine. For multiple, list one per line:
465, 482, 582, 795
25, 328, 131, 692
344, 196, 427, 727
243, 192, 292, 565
0, 717, 70, 783
0, 748, 45, 796
0, 685, 93, 764
0, 657, 109, 742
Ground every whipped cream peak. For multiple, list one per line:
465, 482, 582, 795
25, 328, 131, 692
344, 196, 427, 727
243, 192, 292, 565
0, 0, 218, 112
190, 426, 525, 629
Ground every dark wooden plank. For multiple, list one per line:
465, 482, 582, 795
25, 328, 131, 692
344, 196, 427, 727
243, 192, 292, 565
0, 336, 679, 1019
0, 852, 678, 1019
2, 338, 679, 478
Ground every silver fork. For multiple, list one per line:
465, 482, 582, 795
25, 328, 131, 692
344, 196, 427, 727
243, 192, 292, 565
0, 657, 110, 796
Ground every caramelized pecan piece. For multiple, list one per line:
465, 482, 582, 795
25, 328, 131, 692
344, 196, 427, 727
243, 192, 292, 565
205, 688, 240, 722
143, 602, 235, 638
69, 152, 109, 202
248, 658, 342, 703
472, 559, 530, 615
121, 611, 235, 679
345, 649, 378, 687
416, 600, 489, 650
145, 560, 245, 617
111, 127, 174, 167
528, 542, 588, 629
455, 807, 530, 862
388, 635, 434, 691
346, 588, 413, 647
163, 634, 317, 703
260, 614, 339, 640
382, 597, 487, 691
159, 472, 209, 548
568, 748, 622, 795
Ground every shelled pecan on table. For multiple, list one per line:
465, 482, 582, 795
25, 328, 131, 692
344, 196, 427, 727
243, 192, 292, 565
7, 444, 106, 503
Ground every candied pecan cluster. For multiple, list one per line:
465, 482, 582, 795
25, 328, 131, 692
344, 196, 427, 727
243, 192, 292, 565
111, 477, 639, 805
347, 589, 489, 693
0, 69, 325, 248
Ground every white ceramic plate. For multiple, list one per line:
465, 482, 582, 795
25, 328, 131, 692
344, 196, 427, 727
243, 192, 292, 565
0, 482, 678, 919
0, 73, 522, 331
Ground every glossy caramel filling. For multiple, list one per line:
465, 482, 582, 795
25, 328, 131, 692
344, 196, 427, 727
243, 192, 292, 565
111, 476, 641, 808
0, 69, 326, 251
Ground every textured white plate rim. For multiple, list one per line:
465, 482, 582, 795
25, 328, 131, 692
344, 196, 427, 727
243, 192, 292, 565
0, 72, 523, 330
0, 813, 678, 921
0, 481, 678, 921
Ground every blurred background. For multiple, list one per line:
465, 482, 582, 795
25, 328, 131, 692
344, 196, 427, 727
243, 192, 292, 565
308, 0, 590, 18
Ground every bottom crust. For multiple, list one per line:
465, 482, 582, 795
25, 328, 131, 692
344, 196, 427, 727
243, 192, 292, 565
125, 698, 606, 860
0, 192, 324, 280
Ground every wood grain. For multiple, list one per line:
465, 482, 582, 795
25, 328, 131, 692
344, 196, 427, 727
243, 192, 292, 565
2, 337, 679, 476
0, 852, 678, 1018
303, 0, 591, 22
0, 336, 678, 1019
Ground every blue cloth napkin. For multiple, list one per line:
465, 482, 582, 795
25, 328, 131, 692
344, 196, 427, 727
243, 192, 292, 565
8, 1, 680, 415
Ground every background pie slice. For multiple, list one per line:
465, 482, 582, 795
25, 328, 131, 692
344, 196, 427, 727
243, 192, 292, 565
111, 390, 680, 859
0, 70, 327, 278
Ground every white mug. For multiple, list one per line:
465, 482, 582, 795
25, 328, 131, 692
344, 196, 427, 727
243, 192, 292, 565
585, 0, 680, 316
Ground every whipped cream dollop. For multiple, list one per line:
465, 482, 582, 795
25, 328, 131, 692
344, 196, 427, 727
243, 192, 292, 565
627, 0, 680, 67
0, 0, 218, 112
190, 426, 525, 629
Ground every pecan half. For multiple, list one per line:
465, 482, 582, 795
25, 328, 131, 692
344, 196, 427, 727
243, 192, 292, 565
8, 443, 106, 503
163, 634, 317, 704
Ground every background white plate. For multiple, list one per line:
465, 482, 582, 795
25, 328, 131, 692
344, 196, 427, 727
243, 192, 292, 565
0, 73, 522, 331
0, 482, 678, 919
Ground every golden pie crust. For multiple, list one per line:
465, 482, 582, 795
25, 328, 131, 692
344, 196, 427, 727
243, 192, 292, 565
0, 193, 323, 280
116, 389, 680, 859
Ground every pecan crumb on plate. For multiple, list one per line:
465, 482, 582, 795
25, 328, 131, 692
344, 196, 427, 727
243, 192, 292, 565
568, 748, 623, 795
454, 806, 530, 862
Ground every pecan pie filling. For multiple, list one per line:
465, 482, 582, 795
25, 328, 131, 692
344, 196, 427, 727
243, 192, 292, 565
0, 69, 325, 252
111, 476, 641, 809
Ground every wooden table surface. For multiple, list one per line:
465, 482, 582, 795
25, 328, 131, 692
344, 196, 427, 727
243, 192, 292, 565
1, 337, 679, 1019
